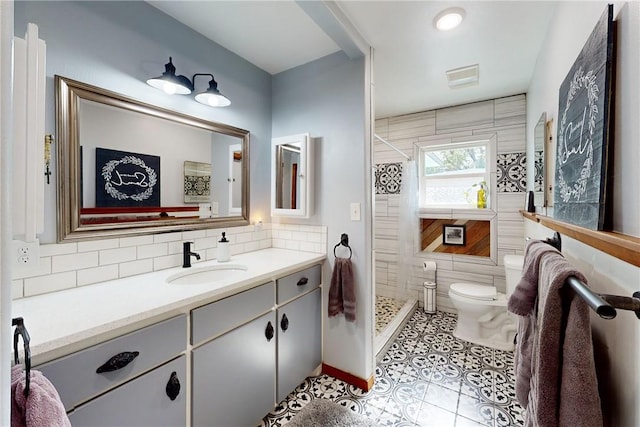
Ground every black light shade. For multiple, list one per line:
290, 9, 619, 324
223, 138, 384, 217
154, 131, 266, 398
146, 57, 193, 95
194, 76, 231, 107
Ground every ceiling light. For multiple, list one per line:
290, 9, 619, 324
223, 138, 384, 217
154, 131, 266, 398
434, 7, 465, 31
147, 57, 230, 107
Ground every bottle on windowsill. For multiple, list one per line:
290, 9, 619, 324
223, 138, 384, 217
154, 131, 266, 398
476, 183, 487, 209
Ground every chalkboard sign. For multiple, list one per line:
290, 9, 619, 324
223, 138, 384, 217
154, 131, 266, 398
554, 5, 614, 230
96, 148, 160, 207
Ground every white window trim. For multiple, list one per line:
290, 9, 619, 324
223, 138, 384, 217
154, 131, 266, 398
415, 134, 497, 212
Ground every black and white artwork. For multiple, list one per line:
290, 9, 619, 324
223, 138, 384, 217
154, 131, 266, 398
497, 152, 527, 192
443, 224, 466, 246
554, 5, 614, 230
96, 148, 160, 207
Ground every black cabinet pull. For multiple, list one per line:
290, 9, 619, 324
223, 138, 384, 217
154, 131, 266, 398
265, 321, 274, 342
96, 351, 139, 373
165, 371, 180, 401
296, 277, 309, 286
280, 314, 289, 332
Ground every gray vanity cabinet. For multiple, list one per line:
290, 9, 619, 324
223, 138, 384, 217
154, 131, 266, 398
276, 286, 322, 402
68, 355, 186, 426
191, 311, 277, 427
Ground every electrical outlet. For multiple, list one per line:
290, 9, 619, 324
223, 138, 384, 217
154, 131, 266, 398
12, 239, 40, 272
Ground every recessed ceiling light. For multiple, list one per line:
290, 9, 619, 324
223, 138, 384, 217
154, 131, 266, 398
434, 7, 465, 31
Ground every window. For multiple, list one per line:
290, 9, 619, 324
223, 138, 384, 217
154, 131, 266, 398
419, 141, 490, 209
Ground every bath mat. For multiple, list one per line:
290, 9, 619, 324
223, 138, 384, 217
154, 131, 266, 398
286, 399, 378, 427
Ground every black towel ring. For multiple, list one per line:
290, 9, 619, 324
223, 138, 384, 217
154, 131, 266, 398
12, 317, 31, 397
333, 233, 352, 259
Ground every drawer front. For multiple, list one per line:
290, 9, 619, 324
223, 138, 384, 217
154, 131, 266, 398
277, 264, 321, 303
38, 314, 187, 411
191, 281, 275, 346
68, 355, 186, 427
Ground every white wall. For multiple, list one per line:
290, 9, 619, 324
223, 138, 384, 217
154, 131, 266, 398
272, 51, 374, 383
526, 2, 640, 425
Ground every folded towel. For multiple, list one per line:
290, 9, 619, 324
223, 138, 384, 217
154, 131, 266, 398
328, 257, 356, 322
11, 364, 71, 427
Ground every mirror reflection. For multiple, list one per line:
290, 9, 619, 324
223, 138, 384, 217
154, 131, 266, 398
275, 144, 301, 210
56, 75, 250, 242
533, 112, 547, 208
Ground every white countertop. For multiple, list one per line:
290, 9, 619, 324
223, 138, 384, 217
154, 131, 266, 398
12, 248, 326, 365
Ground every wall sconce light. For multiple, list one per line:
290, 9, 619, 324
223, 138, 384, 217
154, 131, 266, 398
146, 57, 231, 107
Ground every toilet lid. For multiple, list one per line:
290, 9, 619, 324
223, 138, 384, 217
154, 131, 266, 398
450, 283, 497, 301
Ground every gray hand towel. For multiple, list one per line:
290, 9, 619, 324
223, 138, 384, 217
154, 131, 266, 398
328, 257, 356, 322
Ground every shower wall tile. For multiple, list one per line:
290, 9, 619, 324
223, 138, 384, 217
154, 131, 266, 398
497, 152, 527, 192
374, 94, 526, 306
375, 163, 403, 194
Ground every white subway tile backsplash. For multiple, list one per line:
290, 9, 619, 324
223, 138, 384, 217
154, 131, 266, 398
25, 271, 76, 297
52, 252, 99, 273
120, 259, 154, 278
12, 280, 24, 299
137, 243, 168, 260
153, 232, 183, 243
119, 235, 154, 248
40, 243, 77, 257
154, 254, 183, 271
13, 257, 52, 280
78, 265, 119, 286
13, 223, 327, 300
100, 247, 137, 265
78, 239, 119, 252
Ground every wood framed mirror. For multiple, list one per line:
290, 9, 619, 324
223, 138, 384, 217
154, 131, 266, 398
56, 75, 250, 242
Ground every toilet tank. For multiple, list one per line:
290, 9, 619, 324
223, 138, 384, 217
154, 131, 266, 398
504, 255, 525, 296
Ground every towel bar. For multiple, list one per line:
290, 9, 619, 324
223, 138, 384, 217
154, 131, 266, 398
12, 317, 31, 396
542, 232, 640, 320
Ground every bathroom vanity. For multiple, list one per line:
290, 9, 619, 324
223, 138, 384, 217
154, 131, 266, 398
12, 248, 324, 426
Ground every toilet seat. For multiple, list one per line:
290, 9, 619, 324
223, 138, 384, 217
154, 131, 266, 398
450, 283, 498, 301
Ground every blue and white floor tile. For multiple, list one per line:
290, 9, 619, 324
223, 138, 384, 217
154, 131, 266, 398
261, 311, 525, 427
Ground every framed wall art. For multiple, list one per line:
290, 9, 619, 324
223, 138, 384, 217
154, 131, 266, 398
554, 5, 614, 230
443, 224, 466, 246
96, 147, 160, 207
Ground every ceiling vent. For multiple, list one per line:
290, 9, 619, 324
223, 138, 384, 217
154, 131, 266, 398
446, 64, 479, 89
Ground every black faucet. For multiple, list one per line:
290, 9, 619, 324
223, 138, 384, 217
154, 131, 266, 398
182, 242, 201, 268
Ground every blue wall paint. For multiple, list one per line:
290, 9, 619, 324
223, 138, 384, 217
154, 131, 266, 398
15, 1, 272, 242
272, 51, 372, 379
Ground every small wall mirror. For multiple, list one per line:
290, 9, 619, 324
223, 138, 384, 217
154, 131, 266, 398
533, 112, 547, 208
271, 133, 312, 218
56, 76, 250, 242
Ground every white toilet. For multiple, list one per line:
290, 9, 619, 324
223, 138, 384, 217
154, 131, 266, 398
448, 254, 524, 351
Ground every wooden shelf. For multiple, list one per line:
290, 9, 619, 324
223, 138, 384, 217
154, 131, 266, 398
521, 211, 640, 268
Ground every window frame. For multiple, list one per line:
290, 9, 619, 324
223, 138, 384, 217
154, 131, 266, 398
416, 136, 496, 212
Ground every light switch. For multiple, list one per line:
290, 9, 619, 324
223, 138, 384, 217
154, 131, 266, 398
350, 203, 361, 221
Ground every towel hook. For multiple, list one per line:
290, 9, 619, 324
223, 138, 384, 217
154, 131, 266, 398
333, 233, 352, 259
12, 317, 31, 397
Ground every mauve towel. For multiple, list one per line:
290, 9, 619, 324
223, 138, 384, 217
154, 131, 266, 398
328, 257, 356, 322
11, 365, 71, 427
507, 240, 561, 407
507, 241, 602, 427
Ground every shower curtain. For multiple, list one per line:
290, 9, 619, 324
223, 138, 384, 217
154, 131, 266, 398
395, 160, 419, 301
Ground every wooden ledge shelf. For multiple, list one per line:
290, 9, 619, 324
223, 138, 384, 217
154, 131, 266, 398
521, 211, 640, 268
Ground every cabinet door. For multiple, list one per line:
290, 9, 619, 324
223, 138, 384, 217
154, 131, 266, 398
192, 311, 276, 427
68, 356, 186, 427
277, 287, 321, 402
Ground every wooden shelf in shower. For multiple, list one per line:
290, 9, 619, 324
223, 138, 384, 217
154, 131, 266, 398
521, 211, 640, 268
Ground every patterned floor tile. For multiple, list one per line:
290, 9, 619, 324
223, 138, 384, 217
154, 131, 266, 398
262, 310, 525, 427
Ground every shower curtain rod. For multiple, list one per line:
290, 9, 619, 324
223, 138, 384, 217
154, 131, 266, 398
374, 134, 412, 161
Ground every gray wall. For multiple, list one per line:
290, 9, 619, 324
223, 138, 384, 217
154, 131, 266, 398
272, 51, 373, 381
15, 0, 272, 243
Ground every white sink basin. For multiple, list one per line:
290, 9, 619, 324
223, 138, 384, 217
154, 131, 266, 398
166, 264, 248, 285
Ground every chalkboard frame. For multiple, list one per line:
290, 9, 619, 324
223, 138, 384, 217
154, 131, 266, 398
553, 5, 614, 230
